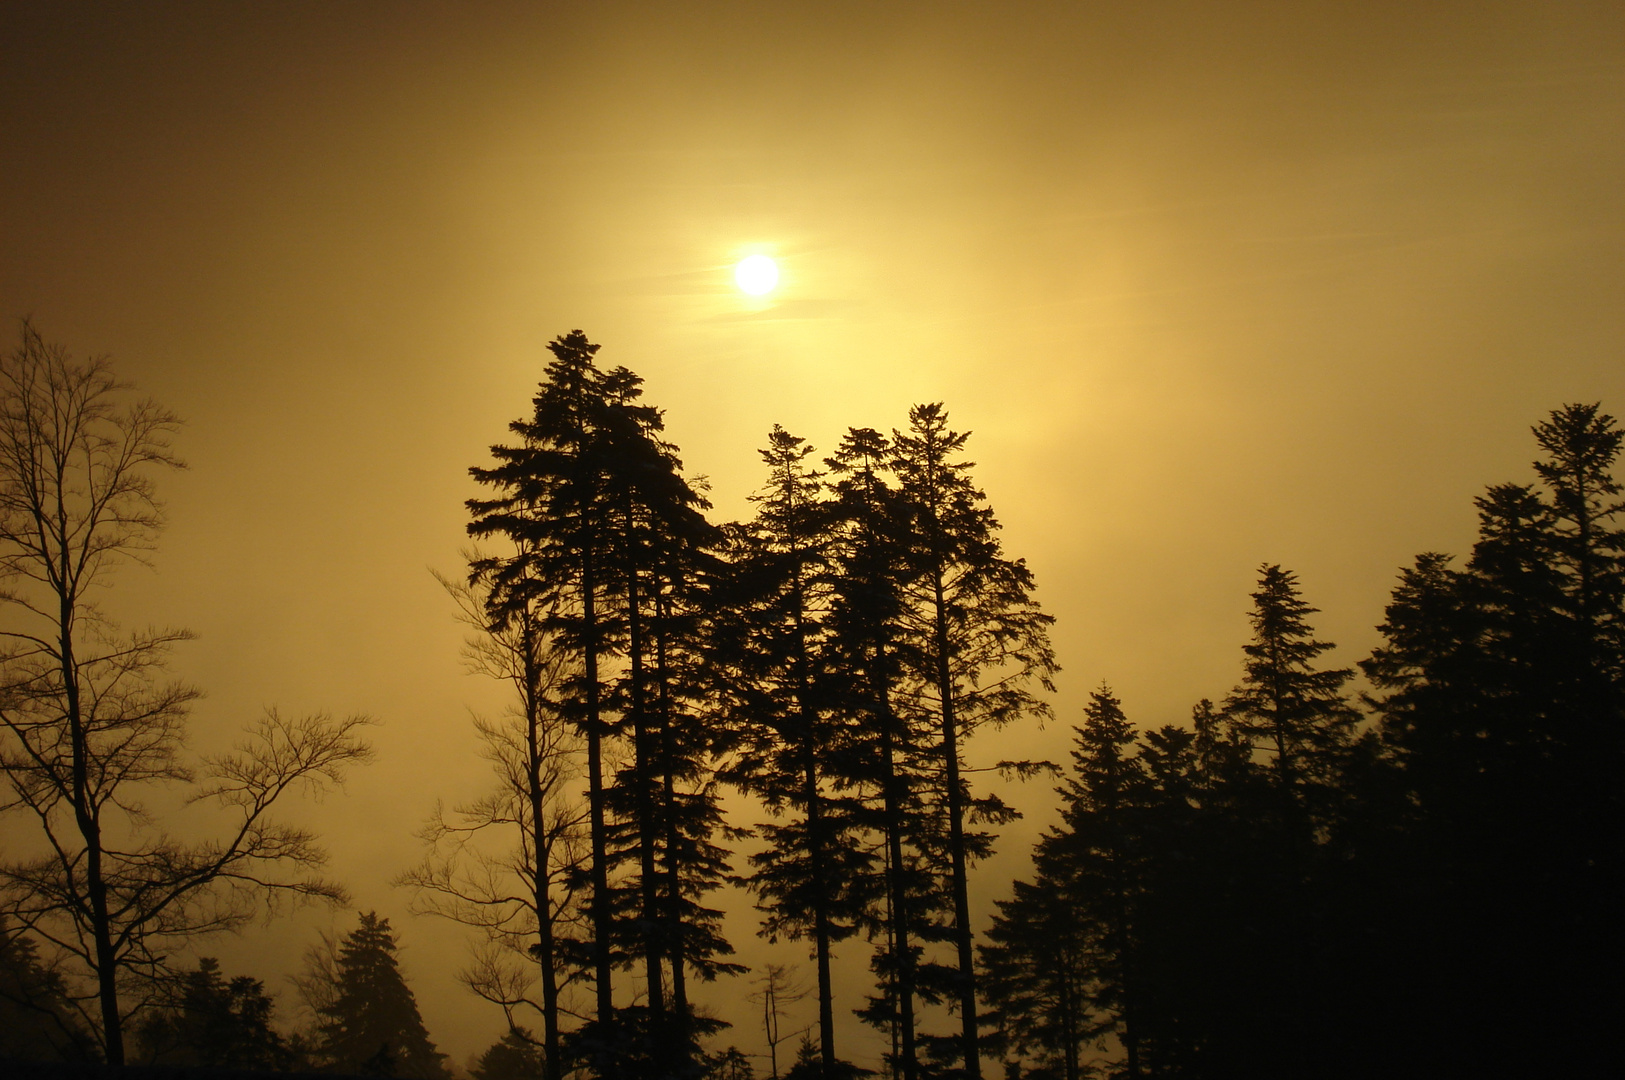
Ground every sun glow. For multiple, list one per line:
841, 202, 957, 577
734, 254, 779, 296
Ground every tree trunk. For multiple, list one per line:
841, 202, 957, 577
877, 676, 917, 1080
581, 552, 617, 1076
653, 595, 689, 1071
523, 619, 563, 1080
624, 561, 667, 1038
61, 590, 123, 1065
932, 567, 980, 1080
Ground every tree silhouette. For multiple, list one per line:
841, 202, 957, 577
131, 957, 293, 1069
891, 403, 1056, 1080
824, 426, 937, 1080
0, 915, 93, 1061
469, 330, 623, 1063
0, 322, 373, 1064
471, 1026, 550, 1080
401, 562, 589, 1080
1362, 403, 1625, 1076
721, 426, 874, 1079
306, 911, 450, 1078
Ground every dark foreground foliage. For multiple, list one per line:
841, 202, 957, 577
980, 403, 1624, 1080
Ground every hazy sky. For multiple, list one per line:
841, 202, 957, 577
3, 0, 1622, 1069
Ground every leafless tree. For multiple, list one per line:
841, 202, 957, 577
748, 964, 811, 1080
399, 560, 589, 1080
0, 321, 373, 1064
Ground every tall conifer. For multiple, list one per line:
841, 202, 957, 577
891, 404, 1056, 1079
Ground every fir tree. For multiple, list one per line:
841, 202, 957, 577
469, 331, 623, 1062
0, 917, 92, 1061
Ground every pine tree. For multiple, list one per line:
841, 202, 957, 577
1218, 566, 1357, 1075
0, 917, 92, 1061
1222, 565, 1359, 831
977, 876, 1094, 1080
312, 912, 450, 1078
1362, 404, 1625, 1075
1048, 687, 1146, 1078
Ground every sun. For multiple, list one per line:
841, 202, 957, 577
734, 254, 779, 296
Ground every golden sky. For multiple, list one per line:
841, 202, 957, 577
2, 0, 1622, 1069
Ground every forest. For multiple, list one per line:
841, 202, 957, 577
0, 324, 1619, 1080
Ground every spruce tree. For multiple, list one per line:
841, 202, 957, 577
472, 1028, 550, 1080
1222, 565, 1359, 831
313, 912, 450, 1079
1219, 566, 1357, 1075
722, 426, 874, 1079
469, 331, 622, 1062
891, 404, 1056, 1079
824, 427, 934, 1080
132, 957, 292, 1070
0, 917, 92, 1061
1363, 404, 1625, 1076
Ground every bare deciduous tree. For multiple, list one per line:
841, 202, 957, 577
399, 561, 588, 1080
747, 964, 811, 1080
0, 322, 373, 1064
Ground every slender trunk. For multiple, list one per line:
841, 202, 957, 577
791, 566, 838, 1078
582, 550, 617, 1073
931, 566, 979, 1080
661, 754, 686, 1014
653, 588, 689, 1068
1061, 960, 1079, 1080
61, 598, 122, 1065
804, 749, 836, 1078
1119, 908, 1139, 1080
625, 559, 666, 1033
523, 619, 563, 1080
876, 672, 917, 1080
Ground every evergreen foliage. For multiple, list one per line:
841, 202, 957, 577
0, 917, 94, 1061
890, 404, 1057, 1080
131, 957, 293, 1070
311, 911, 450, 1079
721, 426, 875, 1079
471, 1027, 550, 1080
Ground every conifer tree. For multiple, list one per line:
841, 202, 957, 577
595, 363, 733, 1075
977, 876, 1094, 1080
472, 1027, 550, 1080
824, 427, 936, 1080
1219, 566, 1356, 1074
891, 404, 1056, 1078
0, 916, 92, 1061
722, 427, 873, 1079
1048, 687, 1146, 1078
1362, 404, 1625, 1076
132, 957, 292, 1070
1222, 565, 1359, 831
310, 912, 450, 1079
469, 331, 622, 1059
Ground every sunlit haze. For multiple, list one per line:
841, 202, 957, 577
0, 1, 1621, 1075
